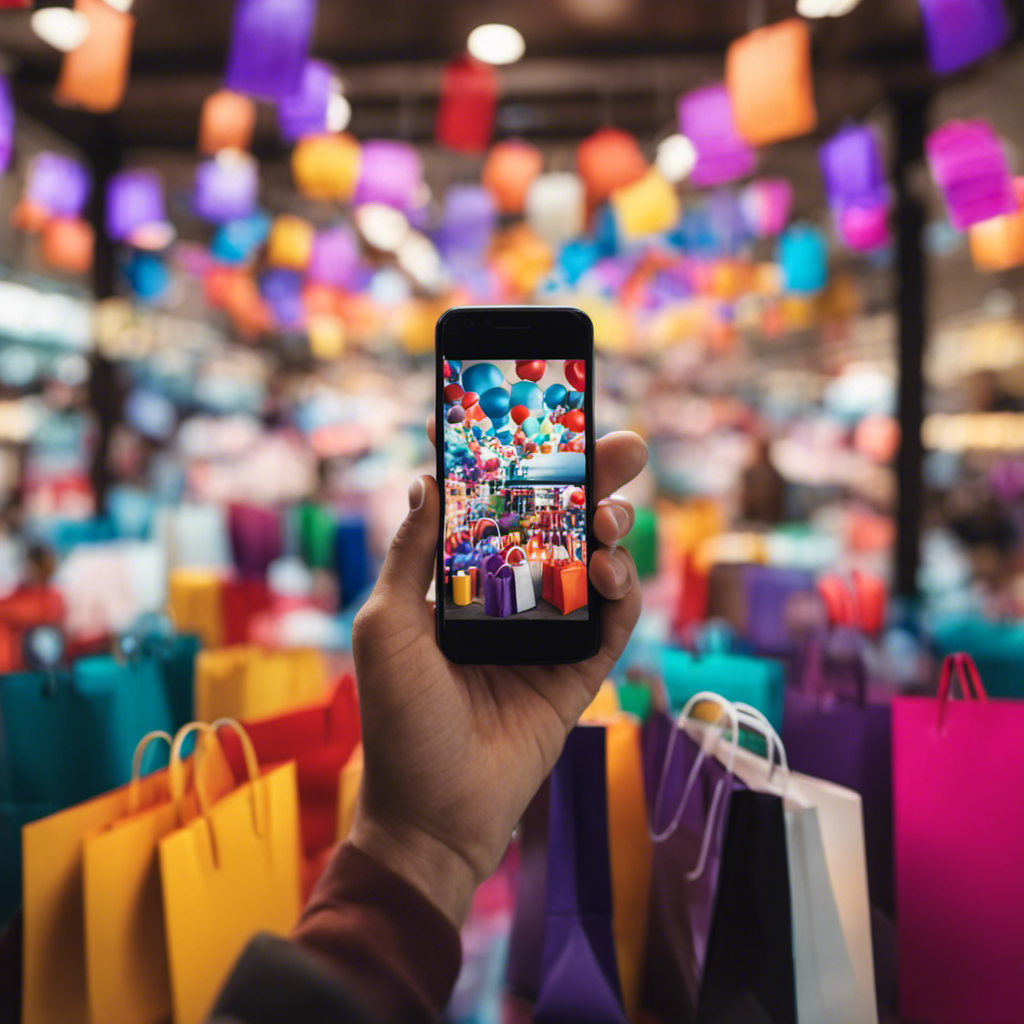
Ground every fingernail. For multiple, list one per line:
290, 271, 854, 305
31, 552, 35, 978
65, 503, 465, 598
408, 477, 425, 511
612, 554, 628, 587
610, 504, 629, 537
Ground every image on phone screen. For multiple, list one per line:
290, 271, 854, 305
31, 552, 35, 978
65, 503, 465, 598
442, 357, 589, 621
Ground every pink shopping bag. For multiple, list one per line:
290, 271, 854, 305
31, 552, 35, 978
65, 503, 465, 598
893, 652, 1024, 1024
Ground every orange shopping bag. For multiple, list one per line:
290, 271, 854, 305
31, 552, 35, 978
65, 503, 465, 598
159, 719, 302, 1024
553, 562, 588, 615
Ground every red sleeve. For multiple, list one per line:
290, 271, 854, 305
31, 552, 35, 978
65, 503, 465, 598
291, 842, 463, 1023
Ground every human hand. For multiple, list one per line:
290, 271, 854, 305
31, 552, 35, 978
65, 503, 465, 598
349, 424, 647, 926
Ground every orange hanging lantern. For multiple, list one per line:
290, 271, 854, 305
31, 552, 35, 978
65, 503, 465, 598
435, 54, 498, 154
969, 179, 1024, 271
198, 90, 256, 154
268, 215, 314, 269
726, 18, 817, 146
610, 170, 680, 239
576, 128, 647, 204
482, 140, 543, 215
292, 134, 361, 201
41, 218, 94, 274
54, 0, 134, 113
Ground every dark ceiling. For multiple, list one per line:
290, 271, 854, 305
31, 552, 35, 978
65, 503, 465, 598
0, 0, 1018, 153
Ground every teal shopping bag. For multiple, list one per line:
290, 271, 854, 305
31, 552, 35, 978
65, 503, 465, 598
659, 647, 785, 732
931, 617, 1024, 698
156, 634, 200, 730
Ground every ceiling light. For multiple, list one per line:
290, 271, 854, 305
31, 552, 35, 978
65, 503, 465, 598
31, 7, 91, 52
354, 203, 410, 253
656, 134, 697, 183
467, 23, 525, 65
101, 0, 134, 10
796, 0, 862, 16
326, 91, 351, 132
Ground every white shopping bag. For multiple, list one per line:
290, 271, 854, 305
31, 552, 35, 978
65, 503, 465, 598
157, 504, 231, 571
529, 560, 543, 597
511, 561, 536, 613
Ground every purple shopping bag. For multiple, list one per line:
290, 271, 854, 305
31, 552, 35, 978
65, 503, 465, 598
228, 503, 283, 578
483, 557, 516, 617
744, 565, 815, 656
641, 711, 748, 1024
782, 628, 894, 914
533, 725, 627, 1024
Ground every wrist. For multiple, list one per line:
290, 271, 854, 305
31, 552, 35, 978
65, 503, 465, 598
349, 812, 479, 929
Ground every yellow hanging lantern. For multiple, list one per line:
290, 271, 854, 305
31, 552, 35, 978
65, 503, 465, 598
199, 90, 256, 155
610, 170, 680, 239
969, 180, 1024, 271
292, 134, 362, 201
491, 223, 554, 296
267, 215, 314, 269
308, 316, 346, 360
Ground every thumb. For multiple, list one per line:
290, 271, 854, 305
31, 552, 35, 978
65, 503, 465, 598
375, 474, 440, 606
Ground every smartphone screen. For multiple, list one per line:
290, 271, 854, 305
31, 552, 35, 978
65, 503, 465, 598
436, 307, 598, 665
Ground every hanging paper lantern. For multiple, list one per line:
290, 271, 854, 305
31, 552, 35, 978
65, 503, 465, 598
969, 178, 1024, 271
353, 140, 423, 209
291, 133, 361, 202
678, 84, 756, 187
481, 140, 543, 214
26, 152, 91, 219
308, 315, 345, 360
225, 0, 317, 101
125, 250, 170, 303
261, 268, 305, 328
436, 54, 498, 154
41, 218, 94, 274
526, 173, 585, 247
0, 74, 13, 174
740, 179, 793, 237
268, 215, 314, 269
54, 0, 134, 113
777, 223, 828, 294
439, 184, 497, 257
926, 119, 1016, 230
277, 59, 333, 141
610, 170, 680, 239
726, 19, 817, 146
106, 170, 175, 249
198, 90, 256, 154
308, 225, 360, 288
820, 124, 887, 211
211, 209, 271, 265
194, 152, 258, 224
836, 203, 890, 252
576, 128, 647, 204
919, 0, 1010, 74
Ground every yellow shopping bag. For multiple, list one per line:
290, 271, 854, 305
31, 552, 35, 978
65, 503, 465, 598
83, 726, 235, 1024
195, 645, 327, 722
22, 730, 233, 1024
159, 719, 302, 1024
168, 568, 225, 650
336, 741, 364, 841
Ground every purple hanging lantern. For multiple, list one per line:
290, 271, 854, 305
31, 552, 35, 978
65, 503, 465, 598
0, 75, 13, 175
820, 124, 887, 211
308, 225, 359, 288
439, 184, 496, 257
353, 140, 423, 210
277, 59, 332, 142
261, 268, 305, 329
919, 0, 1010, 74
678, 84, 756, 188
106, 169, 174, 249
225, 0, 318, 102
26, 152, 92, 218
195, 153, 259, 224
926, 119, 1017, 230
740, 178, 793, 237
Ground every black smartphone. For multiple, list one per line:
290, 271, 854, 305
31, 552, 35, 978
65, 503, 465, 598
435, 305, 599, 666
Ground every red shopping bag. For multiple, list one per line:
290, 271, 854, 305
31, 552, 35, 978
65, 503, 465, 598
893, 653, 1024, 1024
553, 563, 588, 615
0, 587, 64, 673
220, 578, 273, 646
219, 676, 360, 876
673, 552, 708, 638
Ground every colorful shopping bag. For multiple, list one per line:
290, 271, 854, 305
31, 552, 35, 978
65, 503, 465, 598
453, 572, 473, 606
553, 562, 587, 615
483, 556, 516, 617
227, 504, 283, 579
159, 721, 302, 1024
506, 547, 537, 614
168, 568, 225, 650
0, 586, 64, 673
893, 653, 1024, 1024
334, 514, 370, 608
195, 645, 327, 722
931, 615, 1024, 697
744, 565, 815, 655
220, 578, 273, 646
619, 507, 657, 579
294, 502, 336, 570
158, 504, 232, 571
533, 725, 627, 1024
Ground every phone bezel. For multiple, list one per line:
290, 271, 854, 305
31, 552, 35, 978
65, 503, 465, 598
435, 305, 600, 666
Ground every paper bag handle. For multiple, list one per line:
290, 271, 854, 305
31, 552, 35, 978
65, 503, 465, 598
128, 730, 173, 813
937, 652, 988, 729
504, 545, 527, 565
202, 718, 266, 839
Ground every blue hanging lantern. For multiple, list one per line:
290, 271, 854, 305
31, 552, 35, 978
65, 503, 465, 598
211, 209, 271, 265
125, 250, 170, 303
778, 223, 828, 294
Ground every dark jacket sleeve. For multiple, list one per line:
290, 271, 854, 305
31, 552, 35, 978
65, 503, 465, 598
210, 842, 463, 1024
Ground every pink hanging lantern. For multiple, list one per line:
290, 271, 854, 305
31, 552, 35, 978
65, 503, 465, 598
225, 0, 318, 101
919, 0, 1010, 74
277, 59, 332, 142
926, 119, 1017, 230
679, 84, 756, 187
836, 203, 890, 252
0, 75, 13, 174
308, 225, 360, 288
195, 153, 259, 224
739, 179, 793, 237
353, 140, 423, 210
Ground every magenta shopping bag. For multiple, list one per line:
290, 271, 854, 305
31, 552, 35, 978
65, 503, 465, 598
533, 724, 626, 1024
894, 652, 1024, 1024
